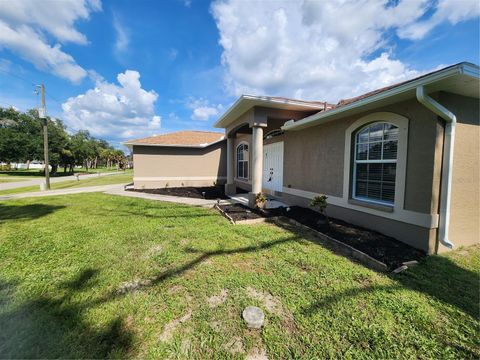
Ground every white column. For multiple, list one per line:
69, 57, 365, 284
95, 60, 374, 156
225, 137, 236, 195
249, 125, 263, 207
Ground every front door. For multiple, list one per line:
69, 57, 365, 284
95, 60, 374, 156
262, 142, 284, 194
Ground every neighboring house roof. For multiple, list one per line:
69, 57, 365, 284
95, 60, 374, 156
283, 62, 479, 131
213, 94, 332, 128
124, 130, 225, 148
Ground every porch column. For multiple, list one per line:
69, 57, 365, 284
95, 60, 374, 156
248, 125, 263, 208
225, 137, 236, 195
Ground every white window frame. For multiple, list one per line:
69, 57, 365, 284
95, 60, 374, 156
343, 112, 409, 212
352, 122, 399, 206
236, 142, 249, 180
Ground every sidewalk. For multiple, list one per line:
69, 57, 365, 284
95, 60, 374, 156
0, 171, 126, 191
104, 187, 233, 207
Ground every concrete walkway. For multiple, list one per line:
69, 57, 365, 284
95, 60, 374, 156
104, 187, 233, 207
0, 184, 235, 208
229, 193, 288, 209
0, 184, 125, 201
0, 171, 127, 191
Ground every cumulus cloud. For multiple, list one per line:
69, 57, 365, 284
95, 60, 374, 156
0, 0, 100, 83
187, 98, 224, 121
62, 70, 161, 141
211, 0, 478, 102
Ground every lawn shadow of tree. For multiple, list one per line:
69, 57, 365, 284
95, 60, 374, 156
0, 203, 65, 223
274, 219, 479, 319
0, 268, 134, 359
97, 233, 304, 303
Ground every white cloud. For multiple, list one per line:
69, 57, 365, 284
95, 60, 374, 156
398, 0, 480, 40
62, 70, 161, 141
0, 0, 100, 83
113, 14, 130, 55
187, 98, 224, 121
211, 0, 478, 102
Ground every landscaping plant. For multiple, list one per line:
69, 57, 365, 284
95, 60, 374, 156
255, 192, 267, 209
310, 194, 329, 227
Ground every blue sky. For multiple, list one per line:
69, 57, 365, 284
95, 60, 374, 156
0, 0, 478, 148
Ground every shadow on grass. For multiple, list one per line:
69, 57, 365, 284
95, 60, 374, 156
93, 234, 304, 305
393, 253, 479, 318
89, 205, 219, 220
275, 219, 479, 319
1, 235, 301, 357
0, 203, 65, 223
0, 269, 134, 359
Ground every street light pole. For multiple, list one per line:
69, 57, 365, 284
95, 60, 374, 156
37, 84, 50, 190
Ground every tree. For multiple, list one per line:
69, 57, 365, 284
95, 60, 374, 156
0, 107, 120, 174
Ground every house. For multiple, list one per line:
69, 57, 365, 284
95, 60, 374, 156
214, 62, 479, 254
125, 130, 226, 188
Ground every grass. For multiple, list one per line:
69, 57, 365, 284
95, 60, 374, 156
0, 193, 478, 359
0, 172, 133, 195
0, 178, 30, 183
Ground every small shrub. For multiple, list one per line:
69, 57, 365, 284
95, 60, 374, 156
310, 195, 328, 215
255, 192, 267, 208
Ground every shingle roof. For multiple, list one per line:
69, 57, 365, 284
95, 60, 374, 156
125, 130, 225, 147
333, 63, 463, 109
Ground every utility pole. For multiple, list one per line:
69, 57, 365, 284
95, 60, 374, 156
36, 84, 50, 190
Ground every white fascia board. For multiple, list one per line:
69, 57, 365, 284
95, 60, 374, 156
213, 94, 326, 128
283, 62, 479, 131
123, 137, 226, 149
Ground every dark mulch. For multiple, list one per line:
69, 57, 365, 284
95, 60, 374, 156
217, 203, 272, 221
127, 186, 229, 200
217, 203, 426, 269
271, 206, 426, 269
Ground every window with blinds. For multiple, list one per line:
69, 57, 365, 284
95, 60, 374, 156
353, 122, 398, 205
236, 143, 249, 179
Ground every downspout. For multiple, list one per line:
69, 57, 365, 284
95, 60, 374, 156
416, 86, 455, 249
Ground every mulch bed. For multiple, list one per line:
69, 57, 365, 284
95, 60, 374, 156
217, 203, 272, 222
128, 186, 230, 200
218, 203, 426, 269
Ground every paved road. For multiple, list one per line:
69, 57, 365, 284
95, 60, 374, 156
0, 171, 126, 191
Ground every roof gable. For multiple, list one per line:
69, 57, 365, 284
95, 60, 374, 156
124, 130, 225, 148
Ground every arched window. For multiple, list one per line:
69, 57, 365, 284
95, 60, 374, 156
353, 122, 398, 205
236, 143, 249, 180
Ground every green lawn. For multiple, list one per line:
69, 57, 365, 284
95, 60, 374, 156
0, 172, 132, 195
0, 193, 478, 359
0, 178, 30, 183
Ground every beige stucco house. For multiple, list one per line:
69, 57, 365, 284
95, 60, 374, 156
127, 62, 479, 254
215, 62, 479, 254
125, 130, 226, 188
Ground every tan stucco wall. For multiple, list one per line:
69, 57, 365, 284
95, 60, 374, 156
281, 94, 478, 253
133, 141, 227, 188
284, 98, 442, 212
437, 92, 480, 252
223, 93, 478, 253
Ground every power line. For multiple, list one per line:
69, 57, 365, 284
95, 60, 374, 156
0, 67, 36, 86
0, 67, 64, 107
